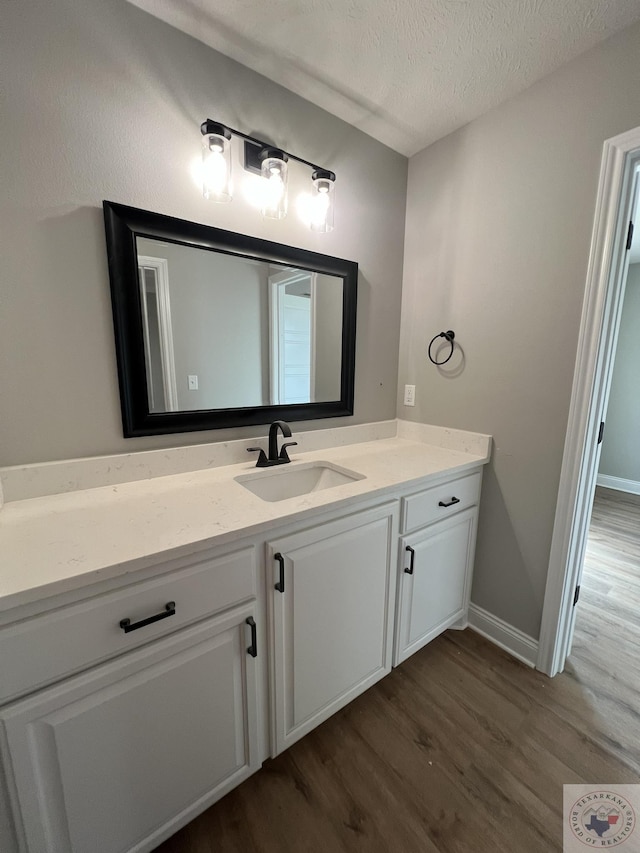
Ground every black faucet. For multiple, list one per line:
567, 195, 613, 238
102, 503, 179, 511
247, 421, 297, 468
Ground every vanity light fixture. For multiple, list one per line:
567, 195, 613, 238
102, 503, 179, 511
201, 122, 233, 203
200, 119, 336, 231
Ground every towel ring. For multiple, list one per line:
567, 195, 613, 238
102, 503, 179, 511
428, 330, 455, 365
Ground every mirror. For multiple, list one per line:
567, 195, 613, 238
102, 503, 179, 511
103, 202, 357, 437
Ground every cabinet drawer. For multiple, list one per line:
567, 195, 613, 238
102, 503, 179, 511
401, 471, 481, 533
0, 546, 257, 704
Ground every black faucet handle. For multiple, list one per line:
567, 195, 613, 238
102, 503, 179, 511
279, 442, 298, 462
247, 447, 269, 467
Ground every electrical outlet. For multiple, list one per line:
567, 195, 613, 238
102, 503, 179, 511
404, 384, 416, 406
188, 375, 199, 391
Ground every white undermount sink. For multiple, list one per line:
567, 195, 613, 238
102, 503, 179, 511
235, 461, 365, 502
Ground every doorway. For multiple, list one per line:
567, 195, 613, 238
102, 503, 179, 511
597, 250, 640, 496
537, 128, 640, 677
268, 269, 317, 405
137, 255, 179, 413
571, 241, 640, 669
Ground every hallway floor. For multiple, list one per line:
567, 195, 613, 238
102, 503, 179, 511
155, 487, 640, 852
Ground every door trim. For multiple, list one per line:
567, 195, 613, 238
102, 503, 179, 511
268, 269, 315, 405
537, 127, 640, 677
138, 255, 179, 412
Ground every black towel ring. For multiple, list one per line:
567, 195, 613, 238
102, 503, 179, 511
428, 330, 455, 365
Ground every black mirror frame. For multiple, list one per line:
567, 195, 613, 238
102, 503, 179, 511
103, 201, 358, 437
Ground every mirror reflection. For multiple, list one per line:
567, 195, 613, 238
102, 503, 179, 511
136, 237, 344, 413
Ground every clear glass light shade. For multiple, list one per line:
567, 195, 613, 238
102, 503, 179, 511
260, 155, 288, 219
202, 133, 232, 202
309, 173, 335, 233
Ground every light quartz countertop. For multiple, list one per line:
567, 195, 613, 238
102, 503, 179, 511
0, 424, 491, 613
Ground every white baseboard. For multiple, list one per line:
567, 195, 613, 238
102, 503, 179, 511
467, 604, 538, 668
596, 474, 640, 496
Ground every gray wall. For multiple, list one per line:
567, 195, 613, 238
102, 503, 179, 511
314, 273, 343, 402
397, 21, 640, 639
599, 263, 640, 483
0, 0, 407, 466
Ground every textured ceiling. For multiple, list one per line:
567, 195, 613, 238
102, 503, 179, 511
128, 0, 640, 156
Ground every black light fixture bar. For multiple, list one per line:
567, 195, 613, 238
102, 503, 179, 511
201, 119, 328, 174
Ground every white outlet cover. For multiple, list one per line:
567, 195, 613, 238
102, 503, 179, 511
188, 375, 199, 390
404, 384, 415, 406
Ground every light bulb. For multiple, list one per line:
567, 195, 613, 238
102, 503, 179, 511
265, 170, 284, 204
203, 150, 229, 194
260, 148, 288, 219
309, 170, 335, 232
309, 189, 330, 227
200, 122, 232, 202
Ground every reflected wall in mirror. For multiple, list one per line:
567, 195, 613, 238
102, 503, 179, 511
104, 202, 357, 437
136, 238, 344, 412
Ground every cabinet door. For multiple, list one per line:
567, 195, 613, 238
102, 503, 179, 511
0, 607, 260, 853
268, 503, 398, 755
394, 506, 477, 666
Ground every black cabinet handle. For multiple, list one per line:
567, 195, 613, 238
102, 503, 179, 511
246, 617, 257, 658
404, 545, 415, 575
120, 602, 175, 634
274, 553, 285, 593
438, 496, 460, 508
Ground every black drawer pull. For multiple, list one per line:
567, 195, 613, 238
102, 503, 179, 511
246, 617, 258, 658
404, 545, 415, 575
119, 602, 176, 634
438, 496, 460, 508
274, 552, 285, 593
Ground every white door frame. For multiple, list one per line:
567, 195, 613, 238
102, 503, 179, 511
537, 127, 640, 677
268, 270, 316, 405
138, 255, 179, 412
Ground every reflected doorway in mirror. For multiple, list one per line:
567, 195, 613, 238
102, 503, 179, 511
137, 256, 178, 413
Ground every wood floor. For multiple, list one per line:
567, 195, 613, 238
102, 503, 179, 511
155, 488, 640, 852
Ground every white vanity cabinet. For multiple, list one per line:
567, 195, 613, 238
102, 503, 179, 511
0, 449, 488, 853
0, 609, 260, 853
267, 502, 398, 755
394, 471, 482, 665
0, 546, 264, 853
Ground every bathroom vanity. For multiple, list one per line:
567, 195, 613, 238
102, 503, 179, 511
0, 421, 490, 853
